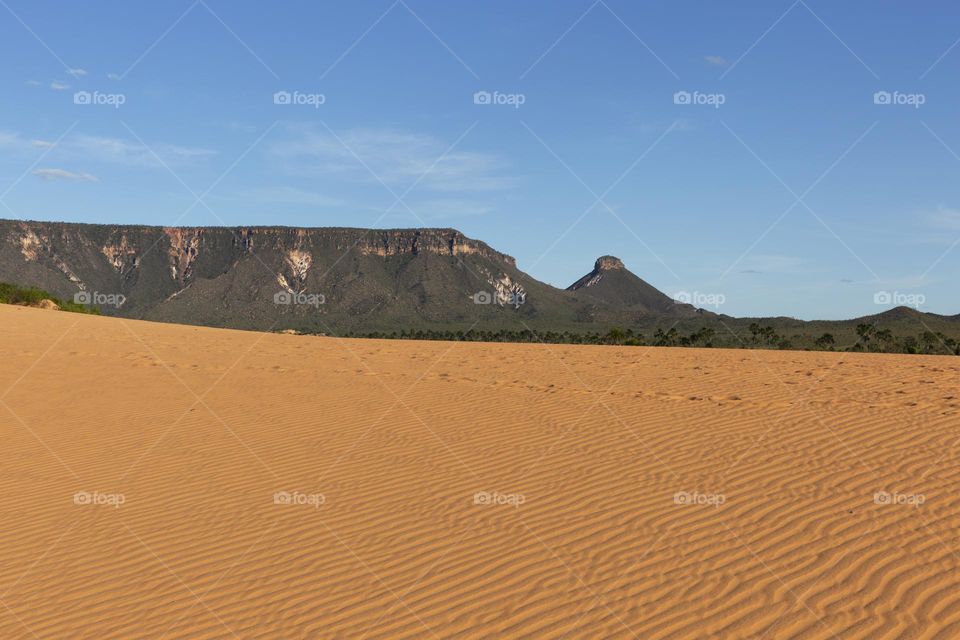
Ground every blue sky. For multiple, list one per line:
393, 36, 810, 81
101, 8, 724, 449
1, 0, 959, 319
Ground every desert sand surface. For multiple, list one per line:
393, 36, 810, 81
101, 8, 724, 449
1, 304, 959, 639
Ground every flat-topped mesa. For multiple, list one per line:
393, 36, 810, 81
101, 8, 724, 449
0, 218, 706, 329
141, 225, 516, 266
1, 221, 522, 302
356, 229, 516, 266
595, 256, 624, 271
4, 221, 517, 268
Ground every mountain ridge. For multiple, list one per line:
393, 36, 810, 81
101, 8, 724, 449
1, 219, 955, 342
0, 218, 699, 333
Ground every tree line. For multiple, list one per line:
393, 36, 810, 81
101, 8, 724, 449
327, 323, 960, 355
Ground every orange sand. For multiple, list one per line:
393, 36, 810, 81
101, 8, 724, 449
1, 304, 958, 639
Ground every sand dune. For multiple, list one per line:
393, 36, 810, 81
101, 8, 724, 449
0, 304, 958, 639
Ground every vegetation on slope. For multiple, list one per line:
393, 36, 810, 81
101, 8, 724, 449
0, 282, 100, 314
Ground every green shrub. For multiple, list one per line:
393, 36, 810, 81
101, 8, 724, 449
0, 282, 100, 315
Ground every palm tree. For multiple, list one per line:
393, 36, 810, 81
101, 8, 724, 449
606, 328, 626, 345
855, 323, 875, 351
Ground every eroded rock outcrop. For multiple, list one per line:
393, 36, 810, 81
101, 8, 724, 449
165, 228, 203, 283
491, 273, 526, 307
13, 223, 84, 287
18, 227, 43, 262
567, 255, 624, 290
277, 249, 312, 293
102, 234, 140, 275
357, 229, 515, 266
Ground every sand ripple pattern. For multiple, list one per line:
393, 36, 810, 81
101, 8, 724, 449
0, 305, 958, 639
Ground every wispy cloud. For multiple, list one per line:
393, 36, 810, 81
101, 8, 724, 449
0, 130, 52, 153
269, 126, 515, 192
928, 205, 960, 230
32, 168, 99, 182
61, 134, 217, 167
66, 68, 88, 78
50, 81, 70, 91
705, 55, 729, 66
25, 80, 41, 87
0, 130, 216, 168
0, 131, 25, 147
107, 73, 121, 81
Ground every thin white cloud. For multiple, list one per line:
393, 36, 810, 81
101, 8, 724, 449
107, 73, 121, 81
61, 134, 217, 167
66, 68, 88, 77
270, 126, 515, 192
705, 55, 729, 66
0, 131, 25, 147
50, 81, 71, 90
32, 168, 99, 182
0, 130, 216, 168
928, 205, 960, 230
0, 131, 52, 153
25, 79, 41, 87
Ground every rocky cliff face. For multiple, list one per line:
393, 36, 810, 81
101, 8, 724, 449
0, 219, 542, 331
594, 255, 624, 271
164, 227, 204, 284
356, 229, 515, 265
2, 221, 515, 290
0, 219, 695, 332
101, 233, 141, 276
567, 255, 625, 290
14, 222, 86, 287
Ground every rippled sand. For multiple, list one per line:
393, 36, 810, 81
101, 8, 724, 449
1, 304, 958, 639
